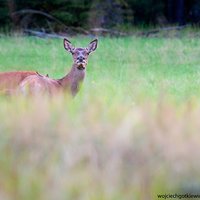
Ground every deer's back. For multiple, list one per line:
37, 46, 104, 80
0, 71, 37, 90
19, 74, 62, 95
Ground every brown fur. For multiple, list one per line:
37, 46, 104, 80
0, 71, 37, 94
19, 63, 85, 96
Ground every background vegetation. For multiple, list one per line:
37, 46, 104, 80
1, 34, 200, 199
1, 0, 200, 34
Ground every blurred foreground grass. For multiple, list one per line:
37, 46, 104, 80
0, 36, 200, 199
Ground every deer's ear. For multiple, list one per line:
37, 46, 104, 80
87, 39, 98, 54
64, 38, 75, 53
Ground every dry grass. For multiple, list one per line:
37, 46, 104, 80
0, 95, 200, 200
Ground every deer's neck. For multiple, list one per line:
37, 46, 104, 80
58, 64, 86, 96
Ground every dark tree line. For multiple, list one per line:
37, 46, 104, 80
0, 0, 200, 32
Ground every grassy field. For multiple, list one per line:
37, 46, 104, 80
0, 35, 200, 200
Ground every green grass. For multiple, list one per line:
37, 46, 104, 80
1, 36, 200, 200
1, 36, 200, 102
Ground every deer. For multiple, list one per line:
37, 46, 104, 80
18, 38, 98, 96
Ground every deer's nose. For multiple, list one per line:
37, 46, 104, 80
77, 56, 84, 62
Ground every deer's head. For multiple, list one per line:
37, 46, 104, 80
64, 38, 98, 70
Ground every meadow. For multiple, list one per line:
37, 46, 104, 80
0, 35, 200, 199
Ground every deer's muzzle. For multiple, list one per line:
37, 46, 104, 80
76, 59, 86, 70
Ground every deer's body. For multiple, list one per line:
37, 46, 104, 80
0, 38, 98, 96
20, 63, 85, 96
0, 71, 37, 94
